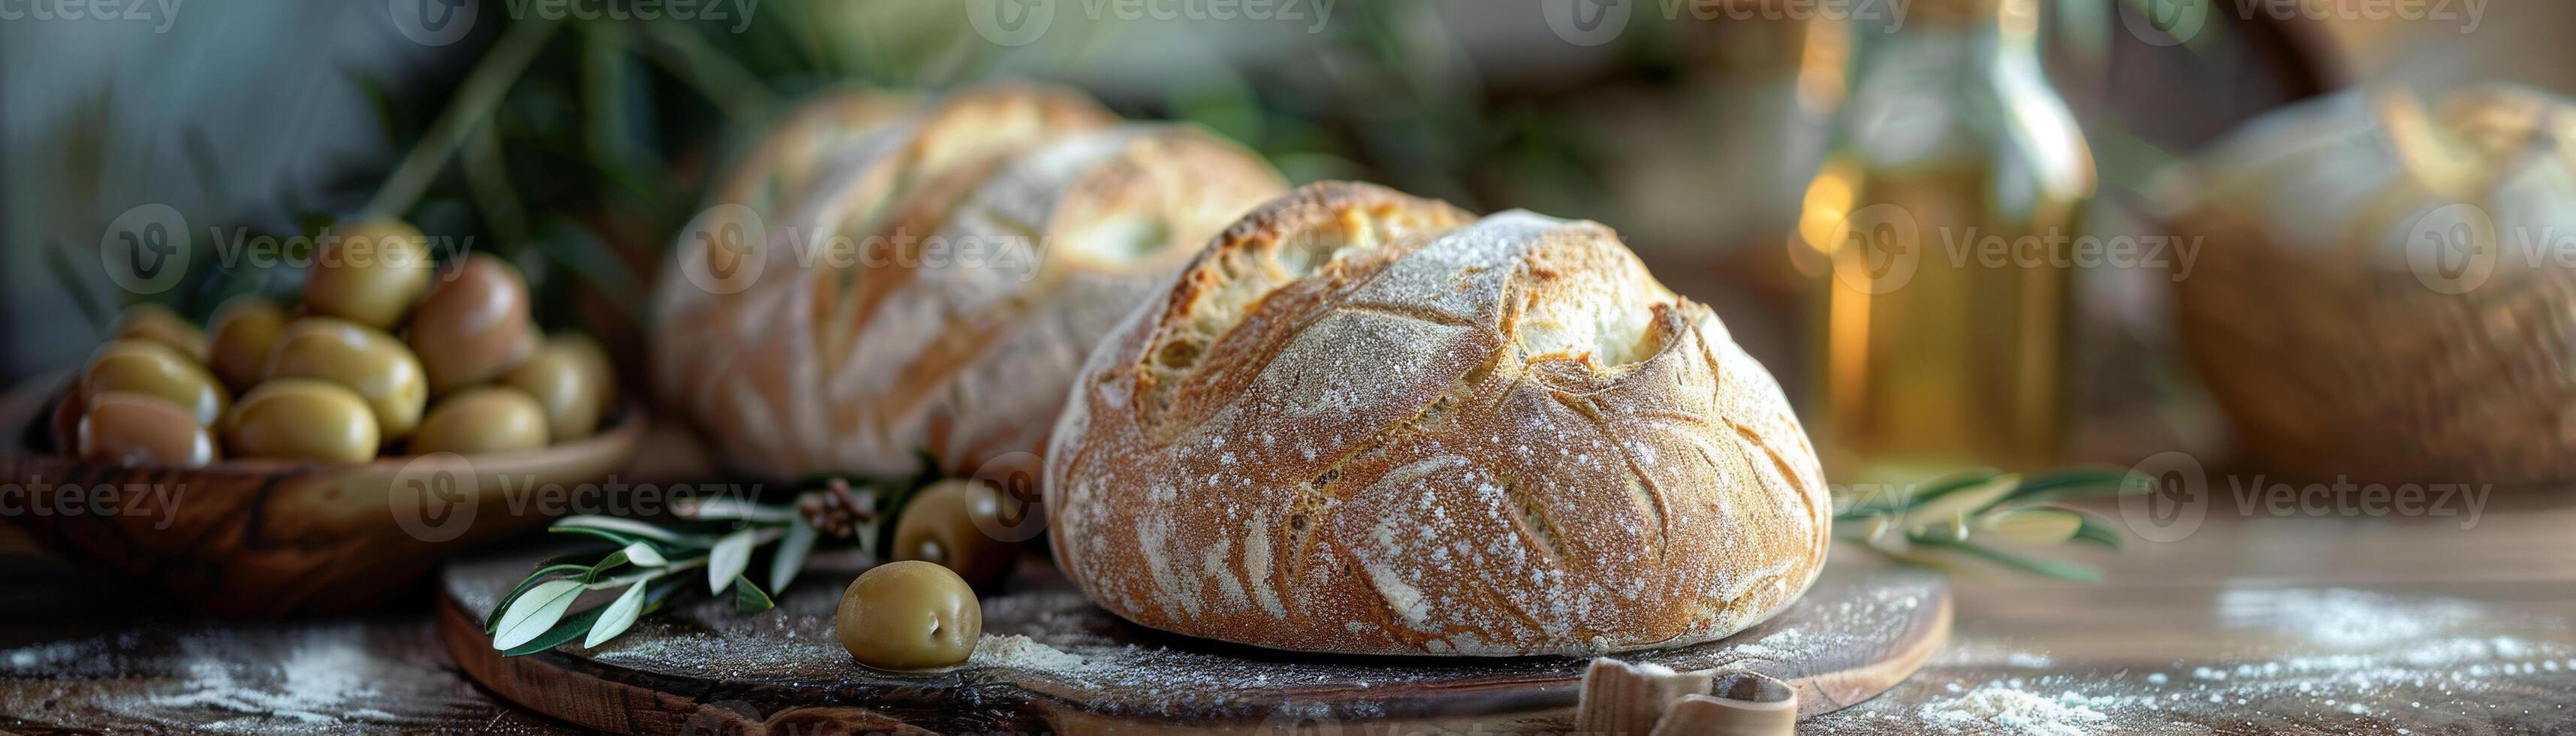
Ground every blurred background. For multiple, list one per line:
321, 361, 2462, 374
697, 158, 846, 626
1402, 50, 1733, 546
5, 0, 2572, 487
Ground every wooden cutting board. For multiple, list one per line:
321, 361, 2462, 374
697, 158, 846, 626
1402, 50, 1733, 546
437, 547, 1947, 734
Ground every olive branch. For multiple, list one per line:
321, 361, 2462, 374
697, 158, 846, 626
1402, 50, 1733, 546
484, 460, 941, 656
1832, 466, 2146, 581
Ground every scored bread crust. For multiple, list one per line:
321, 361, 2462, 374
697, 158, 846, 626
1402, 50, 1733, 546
1046, 182, 1832, 656
653, 84, 1284, 481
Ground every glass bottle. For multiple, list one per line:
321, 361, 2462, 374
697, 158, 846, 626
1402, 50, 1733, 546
1793, 0, 2095, 484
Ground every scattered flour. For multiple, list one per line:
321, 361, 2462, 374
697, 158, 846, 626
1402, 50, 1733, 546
1920, 686, 2108, 736
1829, 586, 2576, 732
970, 634, 1092, 672
148, 626, 405, 725
2217, 587, 2482, 649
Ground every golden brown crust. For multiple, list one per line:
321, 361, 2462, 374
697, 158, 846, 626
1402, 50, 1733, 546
653, 83, 1283, 481
1046, 182, 1831, 656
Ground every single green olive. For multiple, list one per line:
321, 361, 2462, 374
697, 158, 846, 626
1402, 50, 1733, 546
78, 391, 218, 467
891, 479, 1020, 588
500, 333, 614, 442
264, 316, 429, 439
110, 303, 209, 362
410, 386, 549, 455
207, 295, 288, 391
409, 254, 535, 394
225, 378, 380, 463
304, 220, 436, 329
81, 339, 228, 427
837, 560, 981, 671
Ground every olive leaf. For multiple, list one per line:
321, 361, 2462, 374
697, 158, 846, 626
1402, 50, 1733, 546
493, 578, 587, 650
689, 496, 798, 524
620, 541, 669, 567
584, 579, 652, 648
502, 577, 690, 656
1977, 507, 2085, 545
769, 514, 816, 594
707, 529, 757, 594
484, 563, 590, 633
1834, 466, 2140, 582
556, 515, 695, 544
732, 575, 776, 614
491, 472, 928, 655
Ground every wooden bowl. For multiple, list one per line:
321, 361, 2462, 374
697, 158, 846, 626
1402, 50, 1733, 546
0, 373, 644, 615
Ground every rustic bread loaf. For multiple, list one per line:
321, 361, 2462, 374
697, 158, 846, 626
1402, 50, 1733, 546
2164, 86, 2576, 484
653, 84, 1284, 481
1045, 182, 1832, 656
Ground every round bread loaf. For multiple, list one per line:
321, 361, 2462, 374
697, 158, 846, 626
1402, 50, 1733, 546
653, 83, 1286, 481
1045, 182, 1832, 656
2164, 86, 2576, 484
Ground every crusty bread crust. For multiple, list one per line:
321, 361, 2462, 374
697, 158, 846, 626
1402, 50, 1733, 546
653, 85, 1283, 481
1047, 182, 1831, 656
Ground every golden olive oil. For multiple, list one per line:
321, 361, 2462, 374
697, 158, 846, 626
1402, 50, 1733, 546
1797, 0, 2095, 483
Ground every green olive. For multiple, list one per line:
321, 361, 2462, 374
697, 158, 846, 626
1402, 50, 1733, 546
500, 333, 614, 442
409, 254, 535, 394
110, 303, 209, 362
304, 220, 436, 329
891, 479, 1020, 588
837, 560, 981, 671
410, 386, 549, 455
81, 339, 228, 427
225, 378, 380, 463
207, 296, 288, 391
79, 391, 218, 467
264, 317, 429, 439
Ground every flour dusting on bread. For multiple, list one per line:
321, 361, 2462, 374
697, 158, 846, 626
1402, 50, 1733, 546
1047, 182, 1831, 656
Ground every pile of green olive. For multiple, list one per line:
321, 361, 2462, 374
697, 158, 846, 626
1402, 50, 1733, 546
57, 221, 617, 467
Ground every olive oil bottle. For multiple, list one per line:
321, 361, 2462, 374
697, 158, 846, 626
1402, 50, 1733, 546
1795, 0, 2095, 483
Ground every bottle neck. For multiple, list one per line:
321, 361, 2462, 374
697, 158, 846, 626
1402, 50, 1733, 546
1851, 0, 2043, 67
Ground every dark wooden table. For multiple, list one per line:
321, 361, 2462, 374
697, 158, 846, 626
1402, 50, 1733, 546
3, 487, 2572, 734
